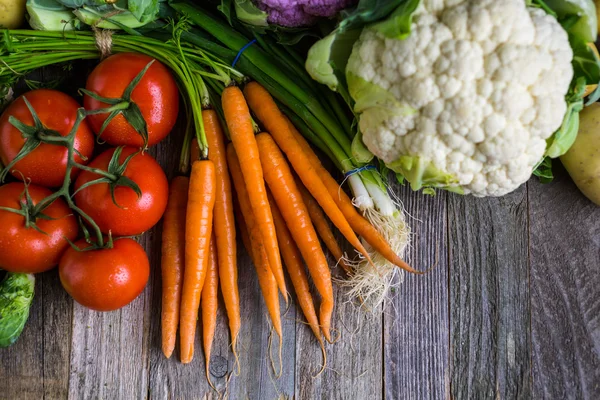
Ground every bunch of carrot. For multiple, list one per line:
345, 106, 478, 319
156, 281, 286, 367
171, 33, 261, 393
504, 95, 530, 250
160, 81, 418, 381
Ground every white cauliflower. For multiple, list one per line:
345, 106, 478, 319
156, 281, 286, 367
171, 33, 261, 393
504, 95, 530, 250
346, 0, 574, 196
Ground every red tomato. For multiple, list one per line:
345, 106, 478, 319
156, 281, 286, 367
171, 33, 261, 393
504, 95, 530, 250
0, 89, 95, 187
73, 146, 168, 236
59, 238, 150, 311
0, 182, 78, 273
84, 53, 179, 147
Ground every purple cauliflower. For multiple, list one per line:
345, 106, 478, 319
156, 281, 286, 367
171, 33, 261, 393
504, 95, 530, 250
255, 0, 357, 27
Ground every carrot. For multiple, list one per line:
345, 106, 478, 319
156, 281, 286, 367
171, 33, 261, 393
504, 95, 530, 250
243, 82, 372, 266
222, 86, 286, 299
268, 193, 326, 372
237, 205, 283, 377
225, 142, 288, 300
161, 176, 189, 359
180, 160, 216, 364
203, 110, 241, 362
296, 180, 350, 274
201, 236, 219, 387
285, 118, 421, 274
256, 132, 334, 341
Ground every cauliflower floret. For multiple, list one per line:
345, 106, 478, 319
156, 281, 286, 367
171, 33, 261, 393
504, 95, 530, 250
347, 0, 573, 196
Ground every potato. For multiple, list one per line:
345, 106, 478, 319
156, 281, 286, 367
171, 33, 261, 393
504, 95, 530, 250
561, 102, 600, 205
0, 0, 27, 29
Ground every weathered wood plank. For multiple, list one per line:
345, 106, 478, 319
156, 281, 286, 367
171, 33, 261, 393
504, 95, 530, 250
41, 271, 73, 399
226, 249, 297, 400
448, 187, 531, 399
294, 233, 383, 400
384, 186, 449, 399
528, 167, 600, 399
0, 272, 46, 400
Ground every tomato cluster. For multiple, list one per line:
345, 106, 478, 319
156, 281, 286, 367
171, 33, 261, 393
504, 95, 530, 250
0, 53, 178, 311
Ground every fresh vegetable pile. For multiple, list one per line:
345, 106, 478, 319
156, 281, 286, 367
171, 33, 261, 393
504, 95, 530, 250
0, 0, 598, 387
306, 0, 600, 196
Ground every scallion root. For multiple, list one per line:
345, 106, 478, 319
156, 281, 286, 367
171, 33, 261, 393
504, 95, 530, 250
341, 207, 410, 309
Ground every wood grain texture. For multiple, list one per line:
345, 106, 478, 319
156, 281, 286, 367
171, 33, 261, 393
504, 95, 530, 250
384, 185, 449, 400
0, 271, 49, 400
294, 235, 383, 400
41, 271, 73, 399
448, 187, 531, 399
528, 166, 600, 400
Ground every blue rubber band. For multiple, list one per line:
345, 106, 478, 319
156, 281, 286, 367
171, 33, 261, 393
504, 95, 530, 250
344, 165, 377, 178
232, 39, 257, 67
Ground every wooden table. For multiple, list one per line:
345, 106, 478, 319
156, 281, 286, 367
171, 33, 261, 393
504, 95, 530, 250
1, 74, 600, 400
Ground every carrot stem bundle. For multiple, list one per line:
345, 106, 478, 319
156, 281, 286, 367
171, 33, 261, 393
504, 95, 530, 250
161, 176, 189, 359
256, 132, 334, 341
201, 236, 219, 387
203, 110, 241, 362
243, 82, 372, 266
180, 160, 216, 364
222, 86, 287, 299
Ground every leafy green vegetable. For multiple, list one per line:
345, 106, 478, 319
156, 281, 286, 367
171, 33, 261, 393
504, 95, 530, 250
234, 0, 268, 27
305, 0, 416, 90
532, 157, 554, 183
128, 0, 159, 24
73, 7, 150, 29
369, 0, 419, 39
55, 0, 107, 7
543, 0, 597, 42
351, 130, 374, 162
26, 0, 80, 31
26, 0, 160, 30
386, 155, 463, 194
546, 77, 586, 158
218, 0, 319, 45
0, 273, 35, 348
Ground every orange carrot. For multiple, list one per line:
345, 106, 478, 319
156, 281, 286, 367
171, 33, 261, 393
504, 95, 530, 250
285, 118, 421, 274
243, 82, 372, 266
222, 86, 286, 299
237, 204, 283, 376
267, 193, 324, 345
180, 160, 216, 364
201, 236, 219, 386
225, 142, 288, 300
161, 176, 189, 359
237, 215, 282, 341
203, 110, 241, 359
296, 180, 350, 274
256, 132, 334, 341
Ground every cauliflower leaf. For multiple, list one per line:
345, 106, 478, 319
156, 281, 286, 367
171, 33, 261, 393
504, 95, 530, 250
305, 0, 415, 90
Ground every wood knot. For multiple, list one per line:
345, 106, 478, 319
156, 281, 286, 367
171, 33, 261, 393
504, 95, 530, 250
209, 355, 228, 378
